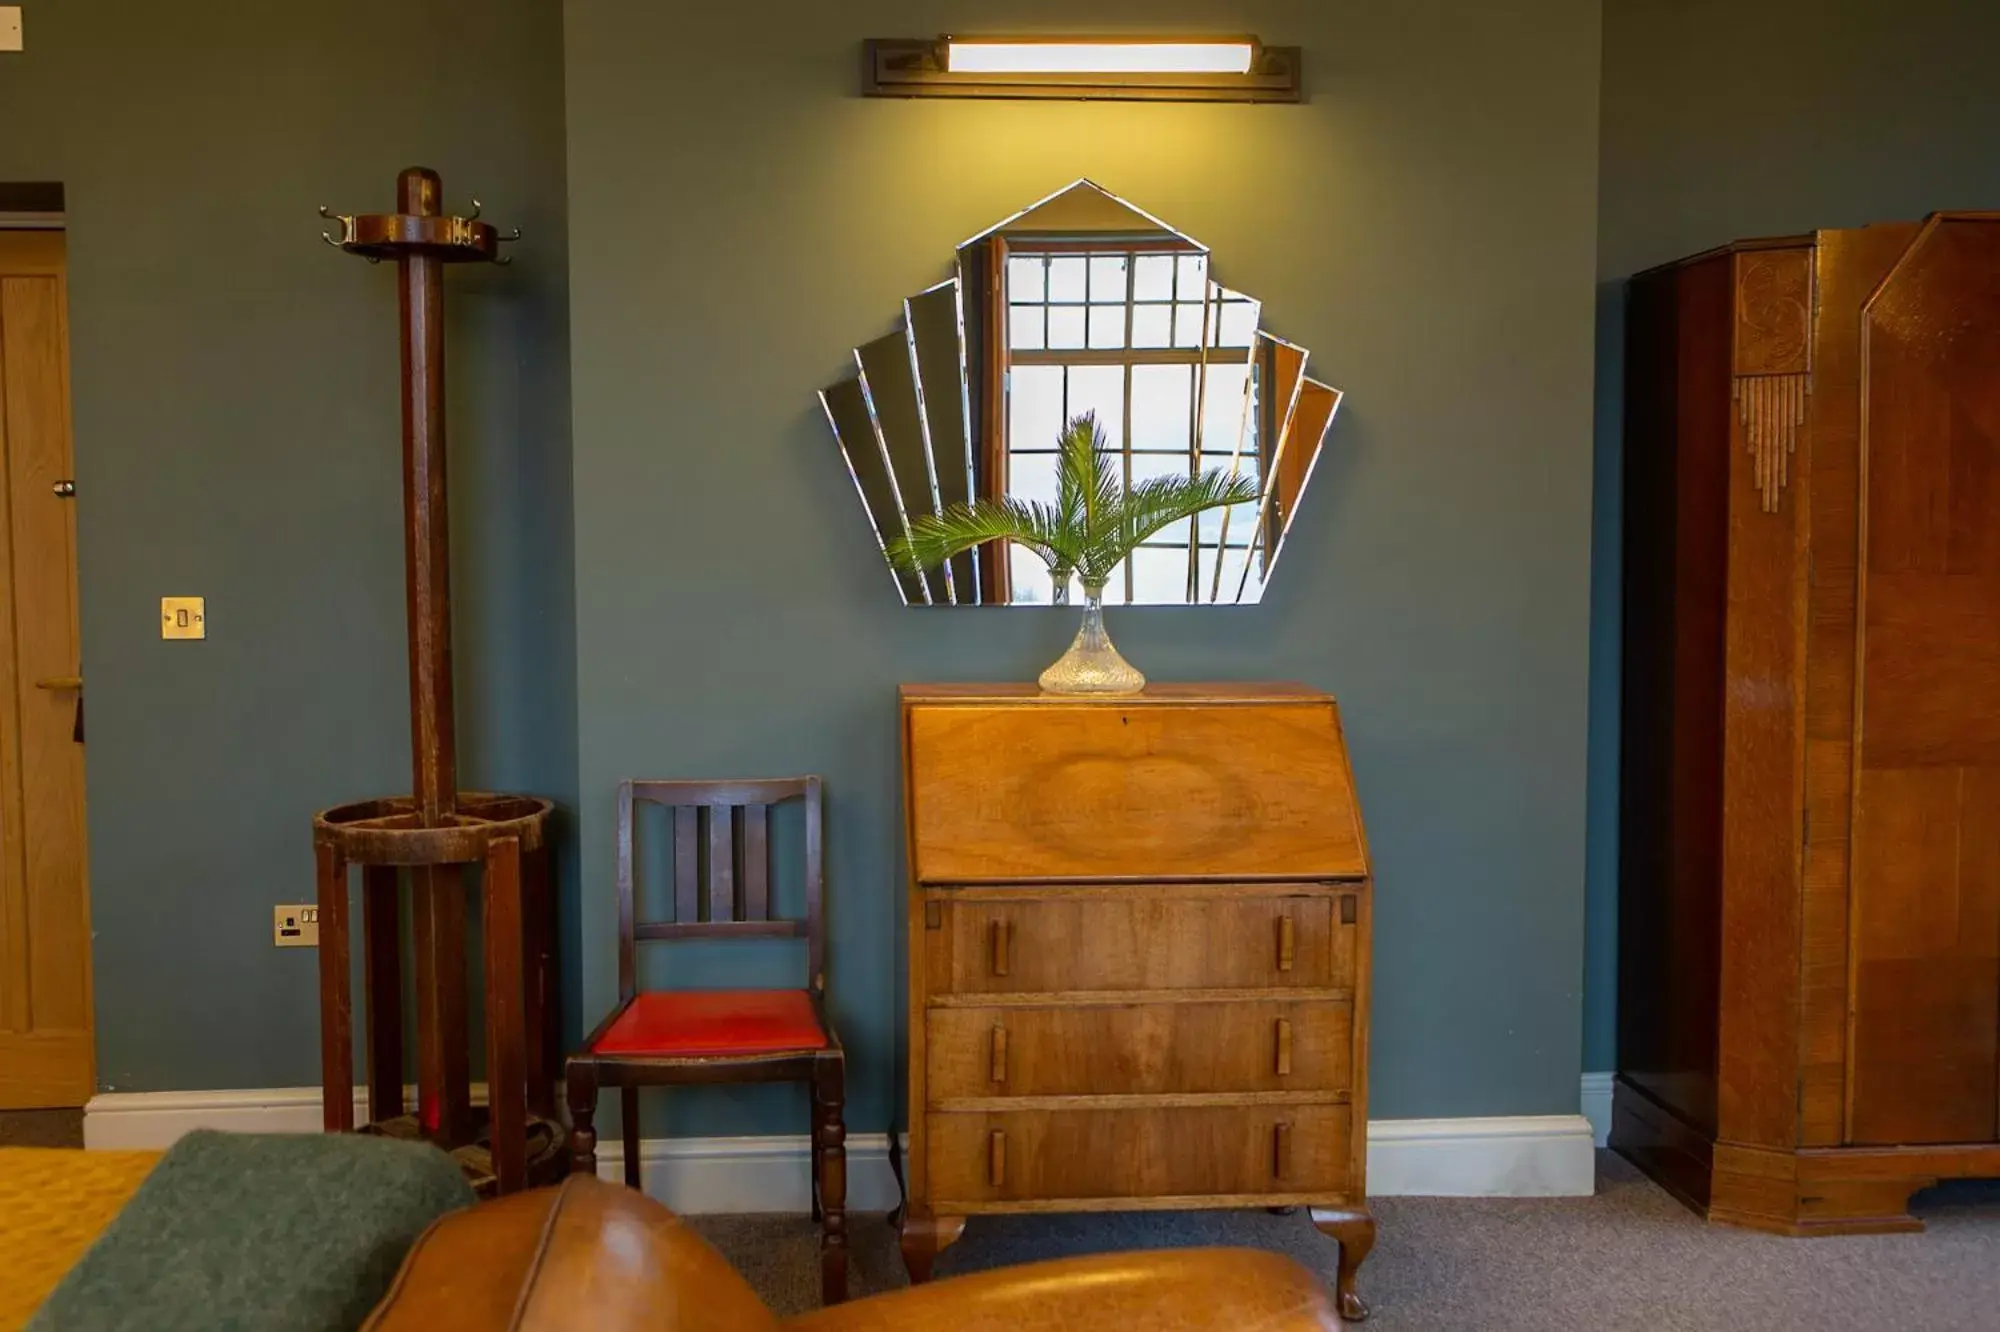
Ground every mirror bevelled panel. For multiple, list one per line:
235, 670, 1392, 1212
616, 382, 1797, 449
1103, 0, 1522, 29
820, 180, 1340, 605
904, 282, 979, 600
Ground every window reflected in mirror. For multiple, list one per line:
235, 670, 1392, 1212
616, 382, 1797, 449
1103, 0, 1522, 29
820, 180, 1340, 606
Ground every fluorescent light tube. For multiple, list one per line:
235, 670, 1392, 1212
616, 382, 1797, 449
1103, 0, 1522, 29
945, 41, 1256, 76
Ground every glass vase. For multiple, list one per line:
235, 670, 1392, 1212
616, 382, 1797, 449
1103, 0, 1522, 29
1039, 580, 1145, 695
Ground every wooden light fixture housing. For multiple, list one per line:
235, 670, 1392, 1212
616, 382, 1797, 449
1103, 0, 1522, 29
864, 35, 1303, 102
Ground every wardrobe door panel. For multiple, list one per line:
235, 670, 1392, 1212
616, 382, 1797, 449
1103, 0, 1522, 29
1848, 217, 2000, 1146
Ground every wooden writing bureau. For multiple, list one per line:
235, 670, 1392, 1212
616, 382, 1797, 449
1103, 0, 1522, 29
897, 683, 1376, 1320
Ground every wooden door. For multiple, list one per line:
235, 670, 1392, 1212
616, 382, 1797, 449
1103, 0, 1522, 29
0, 230, 92, 1109
1846, 217, 2000, 1145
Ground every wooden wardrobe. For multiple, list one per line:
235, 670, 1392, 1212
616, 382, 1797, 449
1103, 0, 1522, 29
898, 684, 1376, 1320
1615, 213, 2000, 1233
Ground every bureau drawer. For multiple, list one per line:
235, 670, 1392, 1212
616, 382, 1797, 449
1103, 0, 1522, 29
925, 888, 1357, 995
927, 1104, 1353, 1205
927, 999, 1353, 1101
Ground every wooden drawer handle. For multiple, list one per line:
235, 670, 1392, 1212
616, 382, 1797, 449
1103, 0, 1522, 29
1340, 894, 1358, 926
990, 919, 1013, 977
1275, 1017, 1293, 1077
1273, 1122, 1292, 1180
991, 1024, 1008, 1084
1276, 913, 1296, 972
989, 1129, 1006, 1187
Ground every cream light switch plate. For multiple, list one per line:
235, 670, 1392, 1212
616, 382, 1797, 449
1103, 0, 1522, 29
161, 596, 206, 639
0, 9, 22, 53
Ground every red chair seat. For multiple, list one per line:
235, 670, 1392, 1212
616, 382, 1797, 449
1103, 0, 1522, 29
589, 989, 828, 1058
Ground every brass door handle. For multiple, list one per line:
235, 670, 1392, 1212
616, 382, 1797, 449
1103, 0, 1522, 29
34, 677, 84, 743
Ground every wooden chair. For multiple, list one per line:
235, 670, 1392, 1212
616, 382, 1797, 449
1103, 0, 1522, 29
565, 777, 847, 1303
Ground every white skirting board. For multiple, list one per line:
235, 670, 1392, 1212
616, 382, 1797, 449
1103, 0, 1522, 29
84, 1085, 400, 1143
1368, 1114, 1594, 1198
84, 1084, 1598, 1211
596, 1115, 1597, 1210
594, 1133, 906, 1214
1580, 1071, 1613, 1147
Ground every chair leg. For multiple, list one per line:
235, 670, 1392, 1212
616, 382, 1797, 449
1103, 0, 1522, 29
565, 1061, 598, 1178
810, 1115, 824, 1222
621, 1086, 642, 1191
813, 1059, 848, 1305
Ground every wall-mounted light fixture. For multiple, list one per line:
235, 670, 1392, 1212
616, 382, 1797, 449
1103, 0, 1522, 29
865, 35, 1302, 102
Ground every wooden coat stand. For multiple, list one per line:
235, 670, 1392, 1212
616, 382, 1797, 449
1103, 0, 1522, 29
312, 168, 560, 1195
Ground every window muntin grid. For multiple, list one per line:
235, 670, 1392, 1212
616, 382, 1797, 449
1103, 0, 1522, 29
1002, 249, 1263, 604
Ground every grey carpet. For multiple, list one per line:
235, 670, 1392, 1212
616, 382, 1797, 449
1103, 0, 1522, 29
690, 1152, 2000, 1330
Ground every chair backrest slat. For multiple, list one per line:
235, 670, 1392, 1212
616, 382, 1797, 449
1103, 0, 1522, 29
631, 778, 810, 808
741, 805, 769, 920
615, 776, 824, 1002
636, 920, 803, 941
707, 807, 736, 922
672, 806, 700, 926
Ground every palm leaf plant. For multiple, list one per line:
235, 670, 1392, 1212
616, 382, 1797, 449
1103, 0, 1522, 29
886, 412, 1261, 694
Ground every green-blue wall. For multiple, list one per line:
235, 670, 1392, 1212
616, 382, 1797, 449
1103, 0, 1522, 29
12, 0, 1997, 1117
1583, 0, 2000, 1070
0, 0, 577, 1092
57, 0, 1994, 1110
564, 0, 1602, 1135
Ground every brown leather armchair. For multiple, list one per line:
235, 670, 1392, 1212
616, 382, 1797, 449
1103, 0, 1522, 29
364, 1175, 1344, 1331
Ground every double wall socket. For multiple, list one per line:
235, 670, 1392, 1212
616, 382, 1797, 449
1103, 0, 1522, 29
275, 904, 319, 947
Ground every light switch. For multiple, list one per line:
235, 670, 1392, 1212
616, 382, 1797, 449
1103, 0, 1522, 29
161, 596, 206, 640
0, 8, 22, 53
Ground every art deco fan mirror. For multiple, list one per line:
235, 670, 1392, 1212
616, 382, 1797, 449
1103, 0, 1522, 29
820, 180, 1341, 606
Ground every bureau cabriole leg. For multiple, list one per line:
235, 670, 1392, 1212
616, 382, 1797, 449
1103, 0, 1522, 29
1310, 1205, 1376, 1322
898, 1208, 966, 1285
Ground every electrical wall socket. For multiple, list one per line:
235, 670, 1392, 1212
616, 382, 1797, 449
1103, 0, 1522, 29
275, 904, 320, 947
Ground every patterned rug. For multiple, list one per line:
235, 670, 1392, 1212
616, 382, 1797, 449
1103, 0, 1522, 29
0, 1148, 159, 1331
